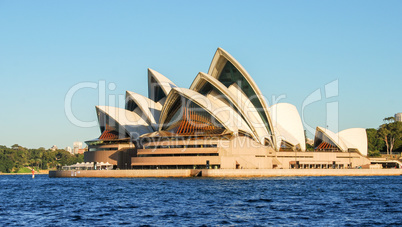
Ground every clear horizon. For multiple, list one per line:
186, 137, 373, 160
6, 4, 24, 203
0, 1, 401, 149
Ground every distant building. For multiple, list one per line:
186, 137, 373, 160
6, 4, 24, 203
73, 142, 83, 154
395, 113, 402, 122
77, 147, 87, 154
50, 145, 58, 151
65, 146, 72, 154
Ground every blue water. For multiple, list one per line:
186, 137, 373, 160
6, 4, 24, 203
0, 175, 401, 226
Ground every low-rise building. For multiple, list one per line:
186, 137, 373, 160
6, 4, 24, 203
50, 145, 58, 151
395, 113, 402, 122
65, 146, 72, 154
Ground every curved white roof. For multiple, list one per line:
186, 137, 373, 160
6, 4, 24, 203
227, 83, 271, 145
315, 127, 348, 152
190, 72, 264, 143
190, 72, 228, 95
273, 125, 299, 150
148, 68, 177, 103
314, 127, 369, 156
207, 47, 276, 149
270, 103, 306, 151
126, 91, 162, 130
96, 106, 154, 138
95, 48, 359, 151
160, 87, 250, 134
205, 92, 254, 137
337, 128, 368, 156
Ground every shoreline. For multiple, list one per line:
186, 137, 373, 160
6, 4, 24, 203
0, 170, 50, 175
0, 173, 49, 175
49, 169, 402, 178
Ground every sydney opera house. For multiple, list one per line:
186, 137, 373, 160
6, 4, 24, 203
84, 48, 370, 170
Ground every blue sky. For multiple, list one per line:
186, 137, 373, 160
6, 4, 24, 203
0, 0, 401, 149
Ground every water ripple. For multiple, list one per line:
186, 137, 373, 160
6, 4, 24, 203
0, 175, 401, 226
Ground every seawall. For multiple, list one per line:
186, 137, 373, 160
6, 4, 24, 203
49, 169, 193, 178
49, 169, 402, 178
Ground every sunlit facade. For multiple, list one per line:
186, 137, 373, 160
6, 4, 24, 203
314, 127, 368, 156
85, 48, 370, 169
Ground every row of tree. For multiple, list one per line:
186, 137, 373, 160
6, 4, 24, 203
0, 144, 83, 173
367, 117, 402, 157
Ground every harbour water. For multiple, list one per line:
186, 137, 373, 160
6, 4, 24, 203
0, 175, 401, 226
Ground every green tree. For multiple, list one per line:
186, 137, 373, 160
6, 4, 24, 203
368, 150, 381, 157
0, 155, 14, 173
11, 144, 21, 150
366, 128, 385, 154
36, 159, 42, 169
306, 143, 314, 151
0, 145, 80, 172
29, 159, 36, 167
378, 117, 402, 155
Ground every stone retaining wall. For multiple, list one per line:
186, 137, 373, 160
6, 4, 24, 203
201, 169, 402, 177
49, 169, 402, 178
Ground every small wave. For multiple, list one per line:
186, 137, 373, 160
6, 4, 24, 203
245, 198, 272, 203
70, 215, 82, 221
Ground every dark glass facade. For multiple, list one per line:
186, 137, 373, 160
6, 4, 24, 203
217, 60, 272, 135
196, 80, 253, 133
126, 99, 138, 111
149, 76, 166, 102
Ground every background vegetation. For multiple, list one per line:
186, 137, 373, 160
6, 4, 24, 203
0, 144, 83, 173
367, 117, 402, 157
